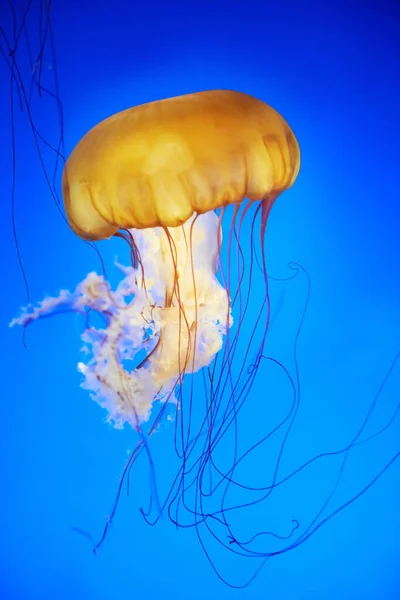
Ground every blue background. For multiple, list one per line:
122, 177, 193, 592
1, 0, 399, 598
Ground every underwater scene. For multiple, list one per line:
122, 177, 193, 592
1, 1, 399, 598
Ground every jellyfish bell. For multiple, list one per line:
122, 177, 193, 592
62, 90, 300, 239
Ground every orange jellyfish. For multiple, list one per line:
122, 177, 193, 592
11, 89, 300, 572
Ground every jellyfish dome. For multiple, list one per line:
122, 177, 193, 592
62, 90, 299, 238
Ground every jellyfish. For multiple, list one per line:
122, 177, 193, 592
9, 85, 400, 589
10, 89, 302, 569
6, 0, 400, 588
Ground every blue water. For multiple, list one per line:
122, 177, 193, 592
1, 1, 399, 598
